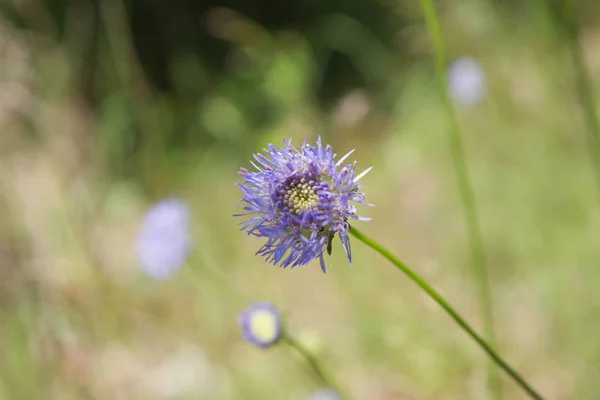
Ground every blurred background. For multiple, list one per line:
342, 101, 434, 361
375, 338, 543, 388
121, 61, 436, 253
1, 0, 600, 399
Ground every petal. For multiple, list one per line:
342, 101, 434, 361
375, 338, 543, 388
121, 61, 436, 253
319, 253, 327, 274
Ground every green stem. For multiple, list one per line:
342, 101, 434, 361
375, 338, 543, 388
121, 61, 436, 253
282, 333, 349, 400
415, 0, 500, 397
561, 0, 600, 199
349, 226, 544, 400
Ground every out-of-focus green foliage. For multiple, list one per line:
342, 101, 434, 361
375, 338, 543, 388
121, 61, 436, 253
0, 0, 600, 399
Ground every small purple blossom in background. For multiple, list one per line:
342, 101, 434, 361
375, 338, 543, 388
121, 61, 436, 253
306, 388, 340, 400
235, 137, 371, 273
447, 56, 487, 106
238, 302, 282, 348
136, 198, 191, 279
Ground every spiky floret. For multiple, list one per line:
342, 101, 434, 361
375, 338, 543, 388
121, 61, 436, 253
235, 137, 371, 273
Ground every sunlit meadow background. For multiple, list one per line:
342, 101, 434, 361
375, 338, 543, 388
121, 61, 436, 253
1, 0, 600, 399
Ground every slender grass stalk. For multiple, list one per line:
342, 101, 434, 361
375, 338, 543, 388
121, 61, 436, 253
99, 1, 167, 180
414, 0, 501, 397
349, 226, 544, 400
282, 333, 349, 400
560, 0, 600, 199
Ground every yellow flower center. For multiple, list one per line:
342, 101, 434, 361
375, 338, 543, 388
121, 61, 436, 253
249, 310, 279, 343
283, 181, 319, 214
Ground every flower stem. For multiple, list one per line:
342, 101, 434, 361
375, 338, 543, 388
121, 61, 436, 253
349, 226, 545, 400
282, 332, 349, 400
561, 0, 600, 200
415, 0, 500, 397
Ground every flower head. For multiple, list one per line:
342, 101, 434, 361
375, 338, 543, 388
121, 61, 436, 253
238, 302, 282, 348
447, 56, 486, 106
306, 388, 341, 400
136, 198, 191, 279
235, 137, 371, 273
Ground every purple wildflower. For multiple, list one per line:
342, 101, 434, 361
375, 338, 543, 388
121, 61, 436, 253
136, 198, 191, 279
306, 388, 341, 400
447, 56, 486, 106
235, 137, 371, 273
238, 302, 282, 348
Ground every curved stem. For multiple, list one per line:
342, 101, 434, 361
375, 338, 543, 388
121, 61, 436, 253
415, 0, 500, 396
282, 333, 349, 400
349, 226, 544, 400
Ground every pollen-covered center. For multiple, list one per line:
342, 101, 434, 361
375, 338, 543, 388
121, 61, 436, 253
283, 178, 319, 214
277, 172, 329, 216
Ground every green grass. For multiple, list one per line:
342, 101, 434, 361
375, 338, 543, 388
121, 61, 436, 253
0, 1, 599, 399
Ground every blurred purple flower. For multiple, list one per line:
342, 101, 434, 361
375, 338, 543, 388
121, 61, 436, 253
235, 137, 371, 273
307, 388, 340, 400
238, 302, 282, 348
447, 56, 487, 106
136, 198, 191, 279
